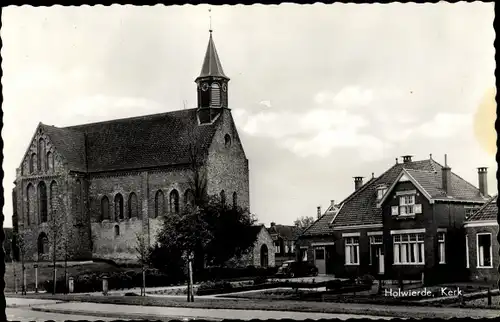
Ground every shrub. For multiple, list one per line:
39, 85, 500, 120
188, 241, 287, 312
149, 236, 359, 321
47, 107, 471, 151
357, 274, 375, 286
253, 276, 268, 285
198, 280, 232, 292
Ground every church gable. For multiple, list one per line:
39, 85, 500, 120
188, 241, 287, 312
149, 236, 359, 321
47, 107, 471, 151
208, 109, 247, 160
20, 124, 71, 176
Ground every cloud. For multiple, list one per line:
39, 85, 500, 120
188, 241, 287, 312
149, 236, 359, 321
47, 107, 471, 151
416, 113, 473, 138
314, 86, 374, 108
241, 109, 368, 139
282, 129, 388, 161
259, 100, 272, 108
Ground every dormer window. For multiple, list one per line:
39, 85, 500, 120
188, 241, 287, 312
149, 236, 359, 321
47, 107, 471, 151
400, 195, 415, 215
376, 185, 388, 200
391, 192, 422, 217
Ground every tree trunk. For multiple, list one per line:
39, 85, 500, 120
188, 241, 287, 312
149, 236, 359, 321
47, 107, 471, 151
21, 252, 26, 295
189, 259, 194, 302
142, 266, 146, 296
53, 231, 57, 295
64, 242, 68, 294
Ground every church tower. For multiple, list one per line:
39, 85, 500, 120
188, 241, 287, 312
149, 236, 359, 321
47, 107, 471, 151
195, 30, 230, 124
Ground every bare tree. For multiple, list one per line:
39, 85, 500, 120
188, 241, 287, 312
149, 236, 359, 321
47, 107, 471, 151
135, 232, 150, 296
14, 232, 27, 295
294, 216, 316, 232
46, 191, 69, 294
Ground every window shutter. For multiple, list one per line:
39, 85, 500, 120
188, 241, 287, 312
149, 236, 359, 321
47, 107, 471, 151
391, 206, 399, 216
414, 204, 422, 214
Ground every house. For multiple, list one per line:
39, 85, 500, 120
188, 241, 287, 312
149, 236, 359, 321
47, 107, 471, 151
464, 195, 499, 284
267, 223, 301, 266
12, 30, 250, 263
297, 155, 489, 283
227, 225, 275, 268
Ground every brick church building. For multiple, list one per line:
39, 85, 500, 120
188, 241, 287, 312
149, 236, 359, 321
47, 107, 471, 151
12, 30, 250, 263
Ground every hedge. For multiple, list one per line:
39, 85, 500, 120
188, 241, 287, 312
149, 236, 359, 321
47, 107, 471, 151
42, 269, 184, 294
195, 266, 279, 282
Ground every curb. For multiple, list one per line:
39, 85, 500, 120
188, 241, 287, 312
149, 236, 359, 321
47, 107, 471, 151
30, 307, 224, 321
6, 300, 67, 308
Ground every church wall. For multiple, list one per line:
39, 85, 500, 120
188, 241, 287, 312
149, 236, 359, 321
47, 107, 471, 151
206, 109, 250, 211
89, 173, 144, 261
88, 168, 196, 262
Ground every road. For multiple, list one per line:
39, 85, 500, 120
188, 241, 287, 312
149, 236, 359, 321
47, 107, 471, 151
6, 297, 392, 321
7, 307, 116, 322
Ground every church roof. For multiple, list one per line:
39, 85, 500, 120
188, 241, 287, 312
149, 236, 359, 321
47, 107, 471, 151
302, 158, 488, 237
197, 33, 228, 80
42, 108, 220, 173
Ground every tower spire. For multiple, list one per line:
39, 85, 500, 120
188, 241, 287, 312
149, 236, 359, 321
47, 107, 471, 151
209, 7, 212, 33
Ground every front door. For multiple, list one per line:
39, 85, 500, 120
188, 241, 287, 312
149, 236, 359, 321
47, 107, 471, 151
314, 247, 326, 275
371, 244, 385, 275
377, 247, 385, 274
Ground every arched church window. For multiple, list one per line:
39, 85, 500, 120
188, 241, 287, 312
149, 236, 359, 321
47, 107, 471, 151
155, 190, 165, 218
47, 152, 54, 171
224, 134, 232, 148
26, 183, 35, 226
50, 181, 58, 222
184, 189, 195, 210
38, 181, 48, 223
128, 193, 139, 219
38, 138, 46, 172
210, 83, 221, 107
220, 190, 226, 206
115, 194, 124, 220
75, 179, 82, 224
101, 196, 110, 221
114, 225, 120, 237
170, 190, 180, 215
233, 192, 238, 209
30, 153, 36, 174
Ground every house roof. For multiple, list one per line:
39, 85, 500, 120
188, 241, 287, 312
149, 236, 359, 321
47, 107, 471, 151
197, 32, 228, 80
41, 108, 220, 173
302, 158, 487, 237
466, 195, 498, 222
267, 224, 301, 241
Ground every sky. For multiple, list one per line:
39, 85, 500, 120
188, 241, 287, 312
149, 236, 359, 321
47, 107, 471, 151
2, 3, 496, 228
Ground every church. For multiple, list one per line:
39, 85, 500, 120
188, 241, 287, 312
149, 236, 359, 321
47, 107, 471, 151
12, 31, 250, 263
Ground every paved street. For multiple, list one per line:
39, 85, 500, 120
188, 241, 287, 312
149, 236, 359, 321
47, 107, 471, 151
7, 307, 116, 322
6, 297, 392, 321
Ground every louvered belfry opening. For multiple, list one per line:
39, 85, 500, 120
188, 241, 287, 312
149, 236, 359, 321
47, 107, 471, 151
210, 83, 221, 107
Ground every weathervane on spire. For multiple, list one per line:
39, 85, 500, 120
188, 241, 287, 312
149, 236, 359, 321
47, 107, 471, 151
209, 8, 213, 33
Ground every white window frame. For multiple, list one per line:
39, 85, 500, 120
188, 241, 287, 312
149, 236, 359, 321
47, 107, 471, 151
376, 187, 388, 201
465, 206, 482, 220
399, 194, 416, 216
345, 236, 360, 265
369, 235, 383, 265
275, 244, 281, 254
465, 235, 470, 268
438, 232, 445, 264
393, 233, 425, 265
476, 233, 493, 268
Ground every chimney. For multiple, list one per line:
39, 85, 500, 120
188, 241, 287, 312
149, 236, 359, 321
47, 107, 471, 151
270, 222, 276, 227
354, 177, 364, 191
478, 167, 488, 196
317, 206, 322, 219
395, 157, 398, 164
441, 154, 452, 195
330, 200, 335, 208
402, 155, 413, 163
